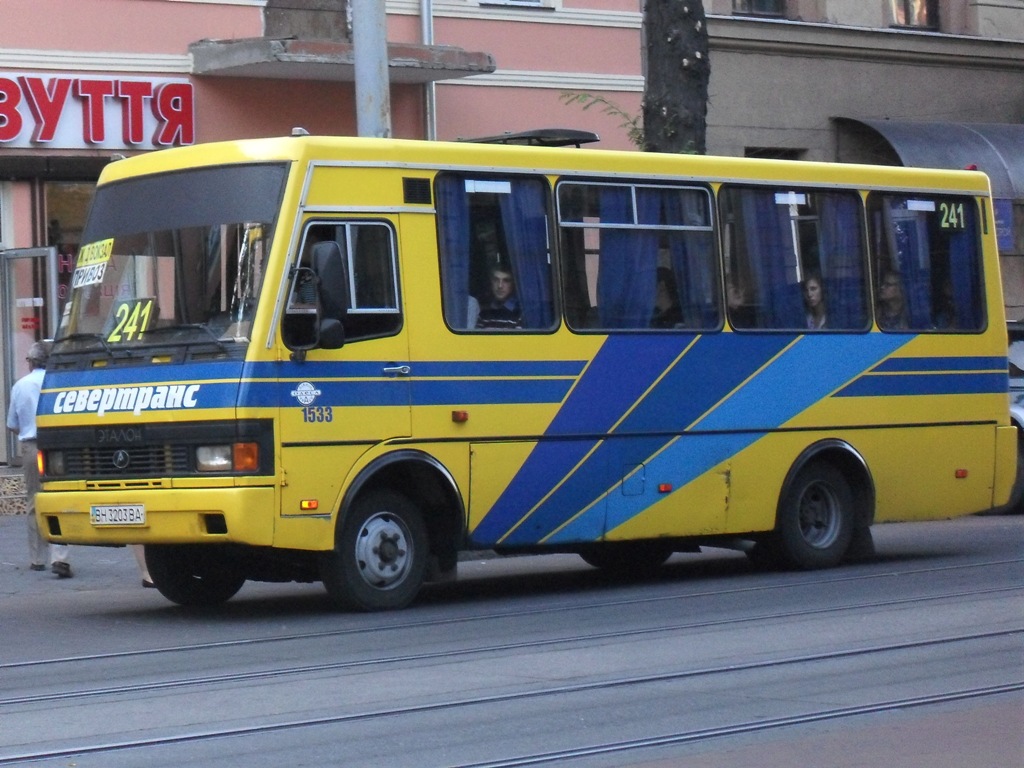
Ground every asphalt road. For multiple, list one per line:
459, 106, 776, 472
1, 513, 1021, 767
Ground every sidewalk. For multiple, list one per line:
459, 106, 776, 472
0, 509, 147, 597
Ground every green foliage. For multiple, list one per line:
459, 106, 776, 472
559, 92, 644, 148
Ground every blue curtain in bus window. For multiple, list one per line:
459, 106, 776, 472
818, 195, 867, 329
888, 202, 932, 328
740, 191, 803, 328
948, 207, 981, 330
436, 176, 471, 328
497, 180, 553, 329
654, 189, 718, 328
598, 187, 657, 328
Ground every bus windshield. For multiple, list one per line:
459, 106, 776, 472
55, 163, 288, 358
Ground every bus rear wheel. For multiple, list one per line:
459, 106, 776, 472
321, 489, 428, 611
775, 463, 855, 570
145, 544, 247, 606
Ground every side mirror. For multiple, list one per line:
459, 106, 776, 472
282, 240, 351, 358
282, 266, 321, 355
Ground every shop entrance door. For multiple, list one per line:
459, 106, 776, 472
2, 246, 59, 465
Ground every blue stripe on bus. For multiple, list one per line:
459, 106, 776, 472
482, 333, 912, 547
247, 359, 587, 380
44, 360, 246, 388
869, 356, 1007, 373
476, 333, 795, 545
836, 371, 1008, 397
558, 334, 913, 543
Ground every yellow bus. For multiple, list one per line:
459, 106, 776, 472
35, 133, 1018, 610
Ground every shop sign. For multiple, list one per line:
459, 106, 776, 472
0, 73, 194, 150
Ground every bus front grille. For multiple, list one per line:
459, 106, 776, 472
62, 445, 191, 478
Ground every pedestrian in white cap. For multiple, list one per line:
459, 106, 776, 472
7, 340, 72, 577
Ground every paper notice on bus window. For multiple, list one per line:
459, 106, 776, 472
907, 199, 936, 212
72, 239, 114, 289
775, 192, 806, 206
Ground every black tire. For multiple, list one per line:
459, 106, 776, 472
578, 541, 673, 576
775, 463, 855, 570
321, 489, 428, 611
145, 544, 246, 607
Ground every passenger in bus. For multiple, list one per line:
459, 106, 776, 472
876, 269, 909, 329
802, 271, 827, 330
466, 295, 481, 328
726, 278, 756, 329
651, 267, 684, 328
932, 279, 957, 329
476, 265, 522, 330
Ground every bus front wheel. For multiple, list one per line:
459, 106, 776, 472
321, 489, 428, 611
145, 544, 247, 606
775, 463, 855, 570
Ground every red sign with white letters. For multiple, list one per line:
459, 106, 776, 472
0, 73, 195, 149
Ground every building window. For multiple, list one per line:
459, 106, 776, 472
889, 0, 938, 28
480, 0, 549, 8
733, 0, 785, 16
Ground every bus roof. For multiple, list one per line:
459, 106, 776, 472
97, 134, 994, 195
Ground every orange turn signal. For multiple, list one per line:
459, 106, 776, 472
233, 442, 259, 472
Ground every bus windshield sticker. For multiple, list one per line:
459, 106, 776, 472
907, 199, 936, 212
71, 238, 114, 289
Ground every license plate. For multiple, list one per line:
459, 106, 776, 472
90, 504, 146, 526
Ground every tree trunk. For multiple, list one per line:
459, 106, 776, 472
642, 1, 710, 155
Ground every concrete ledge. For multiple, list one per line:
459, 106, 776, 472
190, 38, 497, 84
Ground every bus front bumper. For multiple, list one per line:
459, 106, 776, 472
36, 486, 277, 547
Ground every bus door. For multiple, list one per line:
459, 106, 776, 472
278, 218, 410, 523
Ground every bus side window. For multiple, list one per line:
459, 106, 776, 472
867, 194, 984, 332
286, 221, 401, 345
437, 174, 555, 332
719, 186, 869, 331
557, 181, 718, 331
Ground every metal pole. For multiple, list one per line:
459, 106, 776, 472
352, 0, 391, 138
421, 0, 436, 140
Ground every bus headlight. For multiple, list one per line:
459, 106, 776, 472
196, 445, 232, 472
45, 450, 65, 476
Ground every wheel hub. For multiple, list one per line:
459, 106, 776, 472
354, 513, 410, 589
799, 481, 841, 548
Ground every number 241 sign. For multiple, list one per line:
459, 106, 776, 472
107, 298, 155, 343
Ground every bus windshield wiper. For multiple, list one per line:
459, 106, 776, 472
52, 333, 114, 357
137, 323, 228, 352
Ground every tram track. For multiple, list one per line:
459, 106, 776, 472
1, 630, 1020, 766
448, 683, 1024, 768
3, 554, 1021, 673
1, 583, 1020, 707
